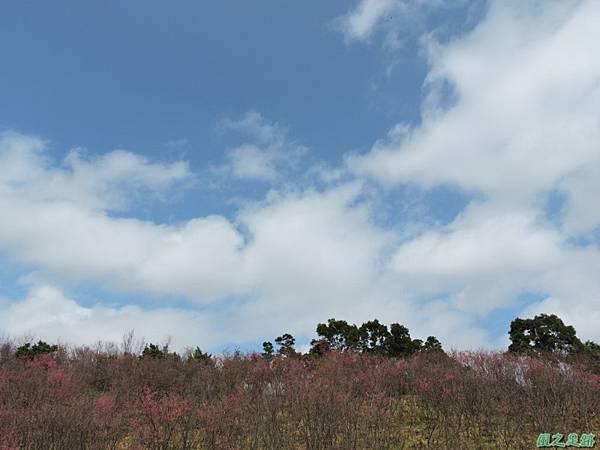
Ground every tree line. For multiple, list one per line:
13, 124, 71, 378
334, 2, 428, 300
12, 313, 600, 366
5, 312, 600, 449
262, 318, 442, 359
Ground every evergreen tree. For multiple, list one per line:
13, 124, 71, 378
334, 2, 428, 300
15, 341, 58, 360
192, 346, 211, 362
310, 318, 360, 354
275, 333, 296, 357
262, 341, 274, 358
386, 323, 422, 357
358, 320, 390, 354
508, 314, 584, 356
141, 343, 165, 359
422, 336, 443, 352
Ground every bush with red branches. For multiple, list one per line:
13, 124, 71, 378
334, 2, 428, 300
2, 316, 600, 449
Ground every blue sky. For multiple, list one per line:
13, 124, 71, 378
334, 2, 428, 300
1, 1, 424, 224
1, 0, 600, 353
2, 2, 408, 164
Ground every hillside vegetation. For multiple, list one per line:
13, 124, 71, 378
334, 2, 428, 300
1, 314, 599, 449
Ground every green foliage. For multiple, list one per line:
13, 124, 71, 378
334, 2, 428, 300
261, 341, 274, 358
141, 343, 165, 359
308, 338, 331, 356
307, 317, 444, 358
15, 341, 58, 359
580, 340, 600, 373
386, 323, 423, 357
507, 313, 600, 372
508, 313, 584, 356
191, 346, 211, 362
141, 343, 180, 360
422, 336, 443, 352
584, 340, 600, 358
310, 319, 360, 354
358, 319, 390, 354
275, 333, 296, 357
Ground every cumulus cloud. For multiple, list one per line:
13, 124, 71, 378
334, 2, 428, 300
213, 111, 307, 182
0, 129, 492, 350
0, 285, 220, 351
0, 132, 245, 300
345, 0, 600, 341
559, 165, 600, 235
388, 202, 565, 316
0, 132, 380, 314
0, 131, 191, 211
347, 1, 600, 205
3, 1, 600, 352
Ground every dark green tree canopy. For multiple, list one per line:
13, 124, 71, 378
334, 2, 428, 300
307, 318, 444, 358
141, 343, 165, 359
275, 333, 296, 357
140, 343, 180, 360
386, 323, 425, 357
191, 346, 211, 362
358, 319, 390, 354
15, 341, 58, 360
422, 336, 443, 352
312, 318, 360, 352
262, 341, 274, 358
508, 313, 584, 356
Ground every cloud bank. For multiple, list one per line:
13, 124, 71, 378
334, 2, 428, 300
346, 0, 600, 340
2, 1, 600, 351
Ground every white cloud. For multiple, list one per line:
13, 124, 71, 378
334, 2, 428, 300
240, 183, 392, 315
0, 132, 244, 301
219, 110, 281, 145
339, 0, 397, 42
559, 165, 600, 235
347, 1, 600, 206
214, 111, 307, 182
344, 0, 600, 341
226, 144, 280, 181
337, 0, 464, 46
0, 285, 219, 351
0, 131, 191, 212
387, 202, 564, 315
390, 205, 560, 283
3, 1, 600, 352
0, 131, 492, 350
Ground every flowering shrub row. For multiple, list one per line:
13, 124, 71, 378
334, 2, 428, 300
1, 342, 600, 449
